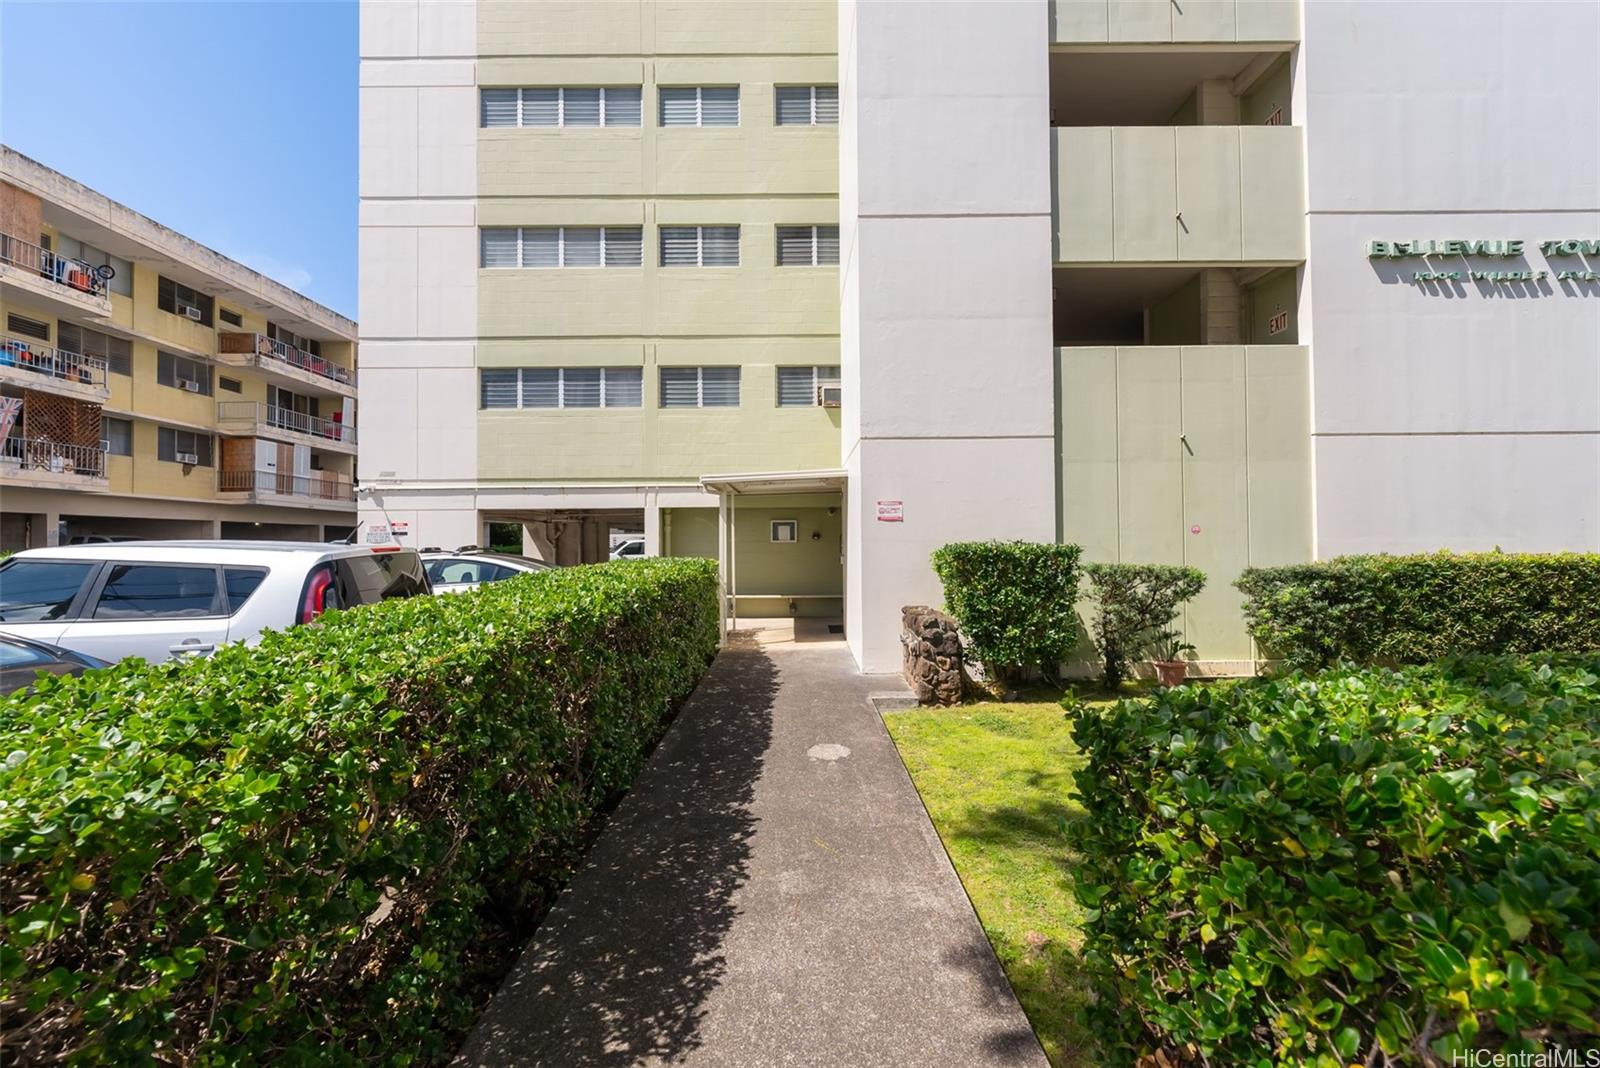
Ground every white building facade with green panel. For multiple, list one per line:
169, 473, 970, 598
358, 0, 1600, 675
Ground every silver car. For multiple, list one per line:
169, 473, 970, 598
0, 541, 430, 664
421, 548, 551, 593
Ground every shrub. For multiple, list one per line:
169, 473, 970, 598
1067, 654, 1600, 1065
0, 558, 719, 1065
931, 541, 1083, 682
1237, 551, 1600, 671
1082, 563, 1205, 688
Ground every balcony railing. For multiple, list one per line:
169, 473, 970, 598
0, 336, 109, 390
219, 468, 354, 502
1, 435, 108, 479
217, 332, 353, 388
216, 401, 356, 445
0, 232, 111, 298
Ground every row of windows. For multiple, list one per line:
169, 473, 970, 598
97, 417, 215, 467
479, 226, 840, 269
480, 85, 837, 129
479, 366, 839, 410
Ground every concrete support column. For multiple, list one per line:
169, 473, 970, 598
643, 492, 661, 557
523, 521, 557, 563
555, 521, 583, 567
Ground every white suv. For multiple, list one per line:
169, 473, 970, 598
0, 541, 431, 664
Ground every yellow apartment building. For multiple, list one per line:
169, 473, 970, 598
0, 147, 358, 549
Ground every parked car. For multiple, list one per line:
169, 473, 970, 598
609, 538, 645, 560
0, 633, 107, 696
0, 541, 431, 664
421, 548, 551, 593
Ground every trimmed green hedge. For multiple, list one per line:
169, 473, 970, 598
0, 558, 719, 1065
1068, 655, 1600, 1064
932, 541, 1083, 681
1083, 563, 1206, 688
1237, 552, 1600, 671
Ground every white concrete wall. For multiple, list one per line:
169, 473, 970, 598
841, 0, 1056, 673
358, 0, 481, 547
1302, 0, 1600, 556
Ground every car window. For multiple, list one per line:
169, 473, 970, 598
480, 563, 518, 583
0, 561, 96, 622
91, 565, 220, 619
339, 552, 429, 604
224, 568, 268, 613
428, 559, 483, 585
0, 639, 52, 668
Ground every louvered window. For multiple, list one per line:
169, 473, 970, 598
480, 87, 643, 127
776, 225, 840, 267
660, 366, 740, 408
776, 366, 841, 407
659, 86, 739, 127
775, 85, 838, 126
659, 226, 740, 267
480, 227, 644, 268
480, 368, 643, 409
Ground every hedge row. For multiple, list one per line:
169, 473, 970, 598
0, 558, 720, 1065
1237, 552, 1600, 671
1068, 654, 1600, 1064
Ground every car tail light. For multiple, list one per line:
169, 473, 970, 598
300, 565, 335, 624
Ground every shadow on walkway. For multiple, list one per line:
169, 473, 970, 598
457, 644, 779, 1066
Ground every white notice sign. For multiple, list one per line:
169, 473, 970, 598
876, 500, 904, 523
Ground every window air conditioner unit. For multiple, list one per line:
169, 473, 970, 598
180, 304, 202, 321
178, 378, 201, 392
817, 384, 842, 408
176, 451, 199, 465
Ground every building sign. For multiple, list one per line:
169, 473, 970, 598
390, 521, 409, 538
875, 500, 903, 523
1366, 238, 1600, 284
365, 524, 390, 544
1267, 309, 1290, 336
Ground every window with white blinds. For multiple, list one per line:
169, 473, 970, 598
776, 366, 841, 407
659, 366, 740, 408
658, 86, 740, 127
480, 227, 643, 268
659, 226, 740, 267
480, 87, 643, 127
480, 368, 643, 409
774, 85, 839, 126
775, 225, 841, 267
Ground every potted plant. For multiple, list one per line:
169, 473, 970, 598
1143, 628, 1194, 687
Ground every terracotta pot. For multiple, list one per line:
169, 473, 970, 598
1152, 660, 1188, 687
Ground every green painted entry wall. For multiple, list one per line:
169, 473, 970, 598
664, 493, 843, 618
1056, 345, 1312, 665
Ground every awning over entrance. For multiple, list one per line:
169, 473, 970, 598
699, 469, 847, 496
698, 469, 848, 638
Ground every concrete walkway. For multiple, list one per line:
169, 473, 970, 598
456, 638, 1048, 1068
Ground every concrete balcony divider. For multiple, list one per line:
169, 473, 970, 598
1049, 0, 1300, 45
1052, 125, 1305, 264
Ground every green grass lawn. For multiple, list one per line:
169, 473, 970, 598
884, 694, 1108, 1068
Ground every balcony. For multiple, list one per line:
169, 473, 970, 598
1, 435, 110, 492
1052, 124, 1305, 265
216, 332, 356, 398
1049, 0, 1300, 45
218, 468, 354, 508
0, 232, 114, 320
216, 401, 357, 453
0, 337, 110, 402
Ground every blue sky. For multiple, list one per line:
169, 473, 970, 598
1, 0, 358, 318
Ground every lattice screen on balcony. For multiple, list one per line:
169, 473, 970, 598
21, 388, 102, 445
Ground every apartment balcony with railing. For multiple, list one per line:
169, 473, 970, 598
216, 332, 356, 398
1, 435, 110, 491
217, 467, 354, 507
215, 401, 357, 453
0, 336, 110, 402
0, 231, 114, 319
